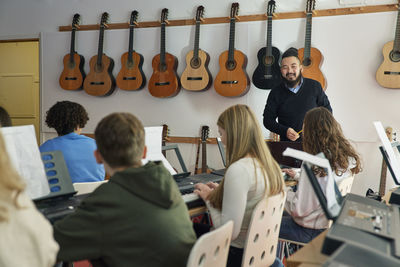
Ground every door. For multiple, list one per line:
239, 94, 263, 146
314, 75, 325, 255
0, 41, 40, 143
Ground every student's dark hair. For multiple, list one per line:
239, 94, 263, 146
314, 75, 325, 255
45, 101, 89, 136
281, 47, 300, 62
95, 113, 145, 168
0, 107, 12, 127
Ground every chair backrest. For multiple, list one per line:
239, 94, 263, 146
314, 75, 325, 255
338, 175, 355, 196
186, 220, 234, 267
73, 180, 108, 195
242, 192, 287, 267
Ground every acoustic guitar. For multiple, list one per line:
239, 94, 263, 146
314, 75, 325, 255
148, 8, 180, 98
83, 12, 116, 96
214, 3, 250, 97
298, 0, 327, 90
162, 124, 169, 157
59, 14, 85, 91
181, 6, 212, 91
116, 11, 146, 91
252, 0, 281, 90
376, 1, 400, 89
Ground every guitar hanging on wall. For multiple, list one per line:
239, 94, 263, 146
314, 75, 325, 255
181, 6, 212, 91
83, 12, 116, 96
59, 14, 85, 91
148, 8, 180, 98
116, 10, 146, 91
252, 0, 281, 90
214, 2, 250, 97
298, 0, 327, 90
376, 0, 400, 89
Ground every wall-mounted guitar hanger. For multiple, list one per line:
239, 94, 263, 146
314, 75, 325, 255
59, 4, 397, 32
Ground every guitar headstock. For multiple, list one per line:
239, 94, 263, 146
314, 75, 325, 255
100, 12, 109, 28
201, 126, 210, 142
161, 8, 169, 24
72, 14, 81, 30
267, 0, 276, 17
306, 0, 316, 14
195, 6, 205, 22
386, 127, 393, 142
230, 3, 239, 19
162, 124, 170, 142
130, 11, 139, 26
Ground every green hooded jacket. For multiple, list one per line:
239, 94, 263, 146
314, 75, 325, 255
54, 161, 196, 267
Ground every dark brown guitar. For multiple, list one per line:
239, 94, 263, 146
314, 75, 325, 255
214, 3, 250, 97
181, 6, 212, 91
148, 8, 180, 98
59, 14, 85, 91
298, 0, 327, 90
83, 12, 116, 96
116, 11, 146, 91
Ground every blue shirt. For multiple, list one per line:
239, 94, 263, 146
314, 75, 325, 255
40, 133, 105, 183
287, 77, 304, 94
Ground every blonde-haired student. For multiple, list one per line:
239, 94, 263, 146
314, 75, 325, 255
0, 131, 59, 267
195, 104, 285, 267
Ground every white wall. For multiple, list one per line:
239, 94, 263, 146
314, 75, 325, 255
2, 0, 400, 196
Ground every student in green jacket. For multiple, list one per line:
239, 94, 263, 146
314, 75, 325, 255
53, 112, 197, 267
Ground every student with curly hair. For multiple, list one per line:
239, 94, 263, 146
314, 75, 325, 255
0, 131, 59, 267
280, 107, 362, 243
40, 101, 105, 183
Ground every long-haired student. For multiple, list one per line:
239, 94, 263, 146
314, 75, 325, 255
194, 104, 285, 267
0, 131, 59, 267
280, 107, 362, 243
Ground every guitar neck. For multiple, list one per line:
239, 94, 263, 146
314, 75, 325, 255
201, 139, 207, 173
160, 23, 166, 67
193, 21, 201, 59
266, 15, 273, 57
304, 12, 313, 60
394, 6, 400, 51
69, 29, 76, 62
194, 138, 201, 174
228, 18, 236, 63
128, 25, 135, 62
379, 159, 387, 197
97, 26, 105, 66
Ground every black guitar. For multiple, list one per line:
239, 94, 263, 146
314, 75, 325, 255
252, 0, 281, 90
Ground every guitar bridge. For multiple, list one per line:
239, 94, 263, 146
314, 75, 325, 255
221, 81, 238, 84
123, 77, 137, 80
384, 71, 400, 75
155, 82, 170, 86
90, 82, 105, 85
187, 77, 203, 81
65, 77, 77, 80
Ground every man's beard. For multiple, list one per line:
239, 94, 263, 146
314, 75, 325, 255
283, 72, 302, 88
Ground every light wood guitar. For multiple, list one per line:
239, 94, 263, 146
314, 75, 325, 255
148, 8, 180, 98
214, 3, 250, 97
376, 1, 400, 89
116, 11, 146, 91
83, 12, 116, 96
59, 14, 85, 91
298, 0, 327, 90
181, 6, 212, 91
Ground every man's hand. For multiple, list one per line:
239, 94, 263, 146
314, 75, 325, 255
286, 128, 300, 141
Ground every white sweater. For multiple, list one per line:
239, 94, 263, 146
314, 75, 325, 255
285, 158, 356, 229
0, 190, 59, 267
206, 157, 267, 248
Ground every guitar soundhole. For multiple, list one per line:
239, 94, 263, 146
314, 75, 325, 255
226, 60, 237, 71
264, 56, 274, 66
127, 60, 135, 68
390, 50, 400, 62
302, 58, 311, 67
67, 61, 76, 69
95, 63, 104, 73
159, 63, 167, 72
190, 58, 201, 69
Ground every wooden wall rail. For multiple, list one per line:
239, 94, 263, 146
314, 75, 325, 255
59, 4, 397, 32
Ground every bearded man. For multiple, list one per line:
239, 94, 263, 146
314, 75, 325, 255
263, 47, 332, 142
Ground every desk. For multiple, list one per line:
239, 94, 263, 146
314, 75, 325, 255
286, 231, 328, 267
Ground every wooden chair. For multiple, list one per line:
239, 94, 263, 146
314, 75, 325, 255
241, 192, 287, 267
186, 220, 233, 267
73, 180, 108, 195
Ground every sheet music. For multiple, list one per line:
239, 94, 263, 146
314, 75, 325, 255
142, 126, 176, 175
283, 148, 340, 214
1, 125, 50, 199
374, 121, 400, 183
